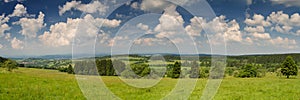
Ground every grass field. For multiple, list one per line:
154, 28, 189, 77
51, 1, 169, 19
1, 68, 300, 100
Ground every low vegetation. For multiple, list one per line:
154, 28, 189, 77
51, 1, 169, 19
1, 68, 300, 99
1, 54, 300, 99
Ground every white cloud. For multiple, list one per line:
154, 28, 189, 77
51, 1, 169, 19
13, 12, 45, 38
224, 20, 243, 42
9, 4, 27, 17
185, 17, 203, 37
290, 13, 300, 26
252, 32, 271, 40
270, 0, 300, 7
243, 12, 298, 48
272, 25, 292, 34
0, 23, 10, 37
267, 11, 290, 26
59, 1, 108, 16
266, 11, 300, 35
39, 14, 121, 47
137, 23, 149, 31
140, 0, 172, 12
39, 18, 80, 47
244, 26, 265, 33
154, 5, 184, 38
203, 16, 243, 43
11, 37, 24, 49
108, 36, 129, 47
0, 43, 3, 48
245, 14, 271, 27
0, 14, 10, 36
269, 36, 297, 49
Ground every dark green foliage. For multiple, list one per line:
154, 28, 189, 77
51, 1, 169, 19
131, 63, 150, 77
2, 59, 18, 71
58, 67, 68, 72
95, 59, 125, 76
67, 64, 74, 74
199, 67, 209, 78
225, 67, 236, 76
121, 63, 151, 78
166, 64, 174, 77
171, 61, 181, 78
236, 64, 265, 78
281, 56, 298, 78
189, 61, 199, 78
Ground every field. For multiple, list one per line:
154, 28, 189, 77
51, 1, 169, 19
1, 68, 300, 100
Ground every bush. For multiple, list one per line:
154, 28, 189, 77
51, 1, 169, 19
235, 64, 265, 78
121, 63, 151, 79
2, 59, 18, 71
199, 67, 209, 78
171, 62, 181, 78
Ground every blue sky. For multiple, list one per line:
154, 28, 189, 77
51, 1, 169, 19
0, 0, 300, 57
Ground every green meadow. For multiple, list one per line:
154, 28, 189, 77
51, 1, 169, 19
1, 68, 300, 100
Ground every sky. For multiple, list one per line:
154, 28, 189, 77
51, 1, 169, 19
0, 0, 300, 57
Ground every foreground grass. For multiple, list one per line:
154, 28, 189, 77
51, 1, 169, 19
0, 68, 85, 100
1, 68, 300, 99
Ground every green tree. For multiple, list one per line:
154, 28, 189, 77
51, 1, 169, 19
121, 63, 150, 78
171, 61, 181, 78
67, 64, 74, 74
3, 59, 18, 71
281, 56, 298, 78
237, 64, 258, 78
131, 63, 150, 77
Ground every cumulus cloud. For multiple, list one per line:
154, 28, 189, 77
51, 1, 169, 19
269, 36, 297, 49
244, 14, 271, 27
224, 20, 243, 42
266, 11, 300, 35
137, 23, 150, 32
244, 26, 265, 33
11, 37, 24, 49
140, 0, 172, 12
252, 32, 271, 40
9, 4, 28, 17
59, 1, 108, 16
270, 0, 300, 7
13, 12, 45, 38
39, 14, 121, 47
203, 16, 243, 43
38, 18, 79, 47
0, 14, 10, 36
185, 17, 203, 37
0, 23, 10, 37
154, 5, 185, 38
0, 43, 3, 48
243, 12, 298, 48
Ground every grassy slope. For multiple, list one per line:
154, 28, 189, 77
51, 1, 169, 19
0, 68, 85, 100
1, 68, 300, 100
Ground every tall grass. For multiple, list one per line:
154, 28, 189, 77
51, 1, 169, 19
0, 68, 300, 99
